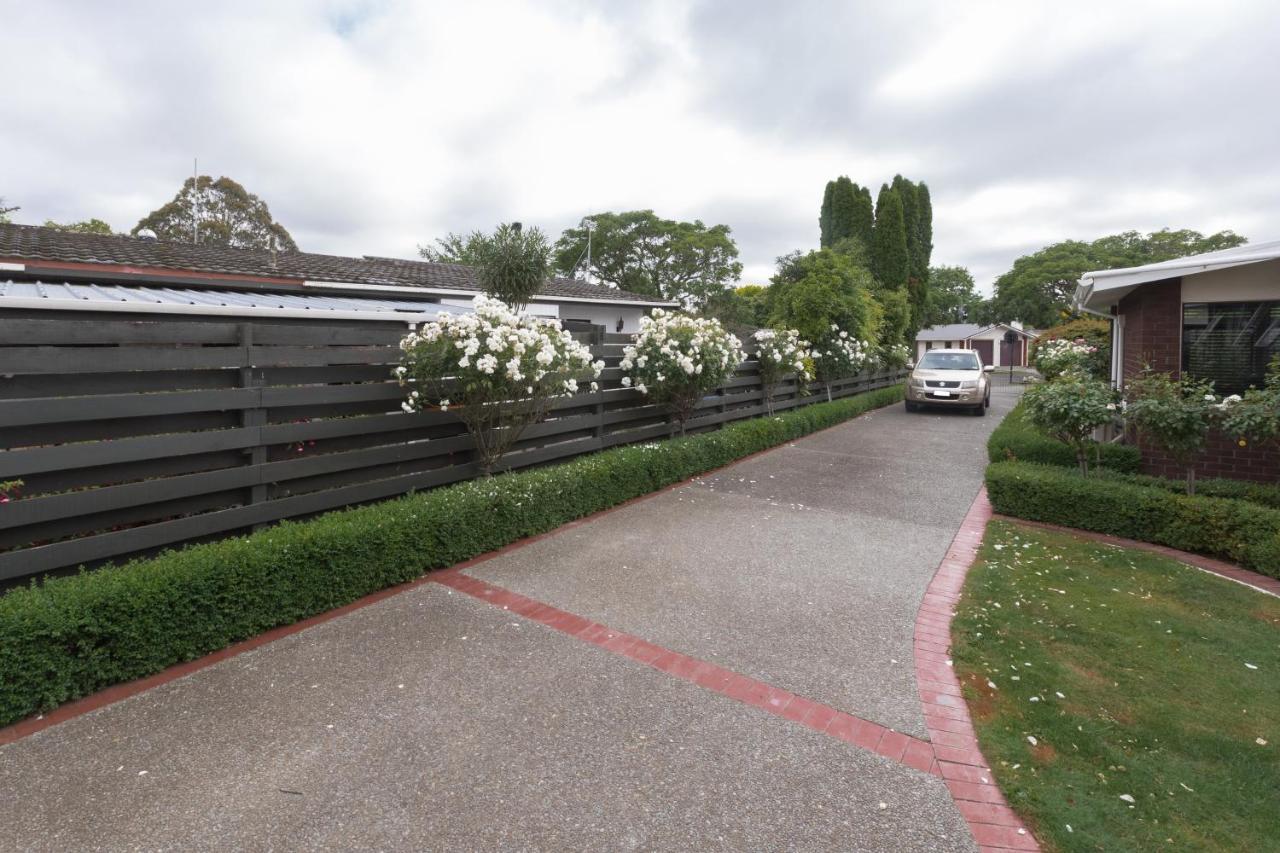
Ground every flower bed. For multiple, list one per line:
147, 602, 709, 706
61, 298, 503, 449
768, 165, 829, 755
0, 384, 904, 728
987, 400, 1140, 472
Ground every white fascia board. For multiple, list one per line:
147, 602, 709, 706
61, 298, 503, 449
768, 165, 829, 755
0, 262, 25, 272
302, 279, 675, 308
0, 295, 445, 324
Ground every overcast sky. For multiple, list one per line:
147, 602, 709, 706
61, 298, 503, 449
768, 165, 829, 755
3, 1, 1278, 293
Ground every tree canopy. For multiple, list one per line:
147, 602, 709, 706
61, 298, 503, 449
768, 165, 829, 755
552, 210, 742, 309
768, 249, 880, 344
133, 176, 297, 251
820, 177, 873, 249
923, 265, 983, 326
989, 228, 1247, 327
871, 185, 909, 291
418, 231, 487, 264
43, 218, 115, 235
704, 283, 770, 330
472, 223, 551, 311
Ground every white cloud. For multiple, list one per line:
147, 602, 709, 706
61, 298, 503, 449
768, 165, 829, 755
1, 0, 1277, 296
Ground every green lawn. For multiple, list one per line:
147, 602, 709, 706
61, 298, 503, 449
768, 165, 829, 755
951, 520, 1280, 852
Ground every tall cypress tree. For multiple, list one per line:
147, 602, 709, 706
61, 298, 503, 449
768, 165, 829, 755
819, 180, 836, 247
853, 185, 874, 247
916, 182, 933, 275
872, 185, 909, 290
892, 175, 922, 281
829, 176, 858, 244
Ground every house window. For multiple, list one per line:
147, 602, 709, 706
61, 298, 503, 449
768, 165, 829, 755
1182, 301, 1280, 394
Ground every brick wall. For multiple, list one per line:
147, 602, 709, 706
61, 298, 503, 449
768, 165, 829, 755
1118, 277, 1182, 378
1118, 276, 1279, 483
1136, 432, 1280, 484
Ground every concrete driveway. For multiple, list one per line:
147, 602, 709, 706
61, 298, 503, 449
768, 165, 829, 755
0, 384, 1021, 851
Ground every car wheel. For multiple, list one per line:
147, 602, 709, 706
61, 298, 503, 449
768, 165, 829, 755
984, 394, 991, 409
974, 403, 987, 416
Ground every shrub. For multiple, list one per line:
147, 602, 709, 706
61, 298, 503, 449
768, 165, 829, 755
1090, 468, 1280, 511
0, 383, 904, 727
985, 460, 1280, 578
1124, 370, 1220, 494
812, 325, 872, 402
621, 310, 744, 435
987, 401, 1140, 472
1032, 337, 1100, 380
1021, 376, 1120, 474
1030, 316, 1110, 379
397, 296, 603, 474
1219, 355, 1280, 455
751, 328, 812, 415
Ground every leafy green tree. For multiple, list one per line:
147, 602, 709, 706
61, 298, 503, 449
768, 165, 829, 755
768, 249, 880, 344
872, 185, 909, 291
853, 185, 875, 247
916, 183, 934, 278
704, 284, 770, 329
0, 198, 17, 223
133, 176, 296, 250
418, 231, 486, 264
991, 228, 1248, 327
43, 218, 115, 235
470, 223, 551, 312
1221, 356, 1280, 455
553, 210, 742, 309
923, 265, 982, 326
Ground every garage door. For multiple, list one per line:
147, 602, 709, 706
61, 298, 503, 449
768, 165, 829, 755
1001, 338, 1025, 367
971, 339, 994, 366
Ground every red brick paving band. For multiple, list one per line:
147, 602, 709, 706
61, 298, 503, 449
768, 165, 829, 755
914, 488, 1040, 851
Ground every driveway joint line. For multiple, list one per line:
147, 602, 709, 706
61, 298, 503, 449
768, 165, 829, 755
432, 567, 942, 776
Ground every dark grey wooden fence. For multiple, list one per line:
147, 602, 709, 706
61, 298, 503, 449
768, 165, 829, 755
0, 311, 905, 583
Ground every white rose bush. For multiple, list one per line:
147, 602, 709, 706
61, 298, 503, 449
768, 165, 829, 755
812, 325, 872, 402
1034, 338, 1098, 380
620, 309, 743, 435
878, 342, 911, 370
752, 328, 813, 415
397, 295, 603, 474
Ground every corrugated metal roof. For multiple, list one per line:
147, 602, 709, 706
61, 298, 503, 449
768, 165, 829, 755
0, 280, 473, 317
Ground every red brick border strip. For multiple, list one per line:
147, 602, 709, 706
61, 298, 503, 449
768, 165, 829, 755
993, 514, 1280, 599
433, 567, 941, 775
914, 488, 1041, 852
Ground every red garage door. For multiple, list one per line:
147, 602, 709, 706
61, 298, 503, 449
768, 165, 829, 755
971, 339, 994, 366
1001, 338, 1025, 367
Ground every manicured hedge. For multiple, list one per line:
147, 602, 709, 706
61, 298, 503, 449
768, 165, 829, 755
987, 400, 1140, 472
1091, 468, 1280, 510
0, 384, 903, 727
986, 460, 1280, 578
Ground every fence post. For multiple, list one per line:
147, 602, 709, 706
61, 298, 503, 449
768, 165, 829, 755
238, 323, 268, 522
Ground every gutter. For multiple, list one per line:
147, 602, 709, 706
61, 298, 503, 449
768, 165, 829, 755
302, 279, 678, 308
0, 295, 443, 325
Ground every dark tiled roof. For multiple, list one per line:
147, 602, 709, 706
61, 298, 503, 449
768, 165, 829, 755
0, 222, 669, 304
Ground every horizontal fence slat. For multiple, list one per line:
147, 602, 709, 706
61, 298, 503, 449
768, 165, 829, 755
0, 306, 906, 583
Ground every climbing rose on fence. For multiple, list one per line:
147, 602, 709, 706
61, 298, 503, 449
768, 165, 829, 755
812, 325, 871, 401
620, 309, 743, 434
1034, 337, 1098, 380
752, 328, 812, 415
397, 295, 603, 474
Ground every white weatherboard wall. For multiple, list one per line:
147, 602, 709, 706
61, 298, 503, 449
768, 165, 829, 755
440, 296, 649, 332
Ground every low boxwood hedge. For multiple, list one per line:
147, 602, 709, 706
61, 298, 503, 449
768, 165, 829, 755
1090, 468, 1280, 510
0, 384, 903, 727
987, 400, 1140, 472
986, 460, 1280, 578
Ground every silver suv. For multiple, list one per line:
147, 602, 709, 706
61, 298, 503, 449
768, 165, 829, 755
905, 349, 993, 415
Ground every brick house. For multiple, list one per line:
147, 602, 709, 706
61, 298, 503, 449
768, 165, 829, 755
1074, 240, 1280, 482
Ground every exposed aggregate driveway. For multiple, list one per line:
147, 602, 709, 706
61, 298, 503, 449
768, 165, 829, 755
0, 383, 1022, 852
